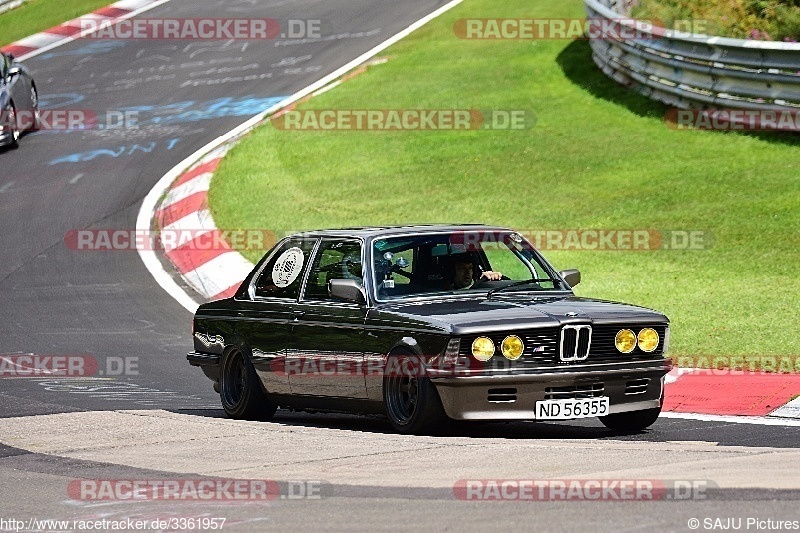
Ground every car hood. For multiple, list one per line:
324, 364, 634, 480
372, 295, 668, 335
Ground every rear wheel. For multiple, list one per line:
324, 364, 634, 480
220, 346, 277, 421
600, 406, 661, 432
383, 352, 449, 434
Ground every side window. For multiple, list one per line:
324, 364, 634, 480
253, 238, 317, 299
1, 55, 7, 78
303, 239, 363, 301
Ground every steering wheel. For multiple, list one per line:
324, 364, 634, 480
472, 273, 510, 288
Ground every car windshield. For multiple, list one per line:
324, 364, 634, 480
372, 230, 560, 300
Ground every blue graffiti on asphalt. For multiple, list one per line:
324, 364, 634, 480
40, 95, 287, 138
47, 95, 289, 163
37, 93, 86, 109
118, 95, 287, 126
39, 41, 127, 60
49, 138, 182, 165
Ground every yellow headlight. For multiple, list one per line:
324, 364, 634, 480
471, 337, 495, 362
615, 329, 636, 353
637, 328, 659, 352
501, 335, 525, 360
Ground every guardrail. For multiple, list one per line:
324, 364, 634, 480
584, 0, 800, 112
0, 0, 25, 15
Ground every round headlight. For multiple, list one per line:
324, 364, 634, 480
471, 337, 495, 361
637, 328, 659, 352
501, 335, 524, 360
615, 329, 636, 353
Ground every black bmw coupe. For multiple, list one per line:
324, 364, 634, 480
188, 225, 672, 434
1, 51, 40, 149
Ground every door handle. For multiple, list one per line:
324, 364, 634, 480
292, 311, 305, 319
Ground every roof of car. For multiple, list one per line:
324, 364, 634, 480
288, 224, 513, 239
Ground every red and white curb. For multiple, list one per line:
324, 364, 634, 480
664, 367, 800, 418
154, 145, 254, 301
137, 0, 465, 314
1, 0, 171, 60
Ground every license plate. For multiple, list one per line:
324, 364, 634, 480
535, 397, 609, 420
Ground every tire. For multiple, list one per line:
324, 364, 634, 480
599, 406, 661, 433
219, 346, 277, 421
383, 351, 449, 435
29, 85, 40, 131
4, 103, 20, 149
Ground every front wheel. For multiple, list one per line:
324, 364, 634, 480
4, 103, 20, 148
220, 346, 277, 421
599, 406, 661, 433
383, 352, 449, 435
29, 85, 41, 131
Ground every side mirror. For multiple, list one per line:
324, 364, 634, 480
559, 269, 581, 288
328, 278, 366, 305
6, 53, 14, 62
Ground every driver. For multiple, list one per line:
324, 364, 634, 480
447, 254, 502, 290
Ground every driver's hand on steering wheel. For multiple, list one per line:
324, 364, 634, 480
479, 270, 502, 281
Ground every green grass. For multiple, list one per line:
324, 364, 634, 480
0, 0, 113, 46
208, 0, 800, 358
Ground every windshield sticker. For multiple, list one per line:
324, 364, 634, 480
272, 247, 304, 288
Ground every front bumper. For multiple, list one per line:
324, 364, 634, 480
431, 360, 670, 420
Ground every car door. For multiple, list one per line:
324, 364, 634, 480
4, 54, 27, 113
240, 237, 318, 396
287, 238, 368, 398
1, 54, 11, 110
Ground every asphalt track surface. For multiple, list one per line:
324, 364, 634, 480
1, 0, 799, 530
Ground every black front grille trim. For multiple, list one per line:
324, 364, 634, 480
560, 325, 591, 362
458, 324, 667, 370
625, 378, 650, 395
487, 387, 517, 403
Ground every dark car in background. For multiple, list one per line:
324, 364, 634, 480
188, 225, 672, 434
1, 52, 39, 149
